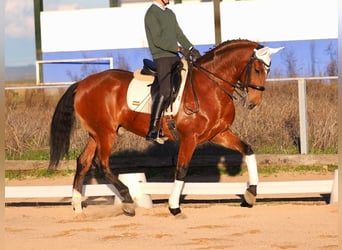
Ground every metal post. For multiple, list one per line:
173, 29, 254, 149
109, 0, 120, 7
213, 0, 221, 45
109, 58, 114, 69
298, 78, 308, 154
33, 0, 43, 85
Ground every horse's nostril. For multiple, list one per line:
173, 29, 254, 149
248, 103, 256, 110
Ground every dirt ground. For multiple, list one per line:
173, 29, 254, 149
4, 156, 339, 250
4, 202, 338, 250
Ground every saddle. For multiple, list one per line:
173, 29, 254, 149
127, 58, 188, 115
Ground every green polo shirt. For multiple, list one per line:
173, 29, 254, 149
144, 4, 193, 59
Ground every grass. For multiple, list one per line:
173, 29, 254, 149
6, 149, 83, 161
218, 164, 338, 177
257, 164, 338, 175
5, 168, 74, 180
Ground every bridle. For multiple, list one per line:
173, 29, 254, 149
183, 51, 269, 114
183, 44, 285, 114
236, 51, 269, 92
192, 51, 268, 99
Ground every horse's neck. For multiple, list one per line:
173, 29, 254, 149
193, 47, 254, 100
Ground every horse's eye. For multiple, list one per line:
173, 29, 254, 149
254, 68, 260, 74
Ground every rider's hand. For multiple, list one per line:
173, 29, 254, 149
178, 46, 191, 58
190, 47, 201, 61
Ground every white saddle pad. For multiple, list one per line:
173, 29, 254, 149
126, 58, 188, 115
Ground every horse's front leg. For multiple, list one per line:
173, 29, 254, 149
168, 140, 196, 216
211, 129, 258, 207
243, 153, 258, 207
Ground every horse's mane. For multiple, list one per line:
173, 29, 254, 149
197, 39, 262, 65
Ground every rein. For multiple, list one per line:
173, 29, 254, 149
184, 61, 241, 115
183, 51, 267, 115
192, 62, 238, 99
197, 52, 265, 93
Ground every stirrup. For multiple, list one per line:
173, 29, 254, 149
146, 126, 168, 144
154, 136, 168, 144
146, 134, 168, 144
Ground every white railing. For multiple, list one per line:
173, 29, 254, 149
35, 57, 114, 85
5, 170, 338, 207
267, 76, 337, 154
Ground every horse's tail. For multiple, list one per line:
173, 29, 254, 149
48, 82, 79, 171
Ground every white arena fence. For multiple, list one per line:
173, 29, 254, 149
5, 169, 338, 208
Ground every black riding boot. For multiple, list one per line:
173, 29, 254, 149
146, 95, 168, 144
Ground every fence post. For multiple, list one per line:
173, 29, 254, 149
329, 169, 338, 203
35, 61, 40, 85
298, 78, 308, 154
114, 173, 153, 208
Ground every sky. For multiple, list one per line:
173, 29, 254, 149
5, 0, 109, 66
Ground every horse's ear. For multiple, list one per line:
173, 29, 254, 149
254, 46, 284, 66
254, 47, 284, 57
268, 47, 284, 56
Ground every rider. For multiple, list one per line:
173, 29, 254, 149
144, 0, 201, 143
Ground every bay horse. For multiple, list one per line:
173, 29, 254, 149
49, 39, 282, 216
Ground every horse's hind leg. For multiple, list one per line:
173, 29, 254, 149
96, 132, 135, 216
73, 132, 135, 216
72, 137, 97, 214
211, 130, 258, 207
102, 167, 135, 216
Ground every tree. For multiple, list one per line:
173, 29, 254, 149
282, 47, 298, 77
309, 41, 316, 76
325, 42, 337, 76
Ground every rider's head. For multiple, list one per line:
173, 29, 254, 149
158, 0, 170, 7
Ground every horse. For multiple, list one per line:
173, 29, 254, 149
48, 39, 282, 216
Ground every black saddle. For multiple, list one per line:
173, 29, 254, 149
141, 59, 157, 76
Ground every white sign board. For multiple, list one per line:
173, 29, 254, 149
40, 0, 337, 52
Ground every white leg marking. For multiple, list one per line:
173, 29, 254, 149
245, 154, 259, 185
168, 180, 184, 209
72, 189, 83, 213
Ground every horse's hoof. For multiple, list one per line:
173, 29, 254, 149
169, 207, 181, 216
241, 188, 257, 208
240, 199, 253, 208
122, 203, 136, 217
72, 205, 83, 214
